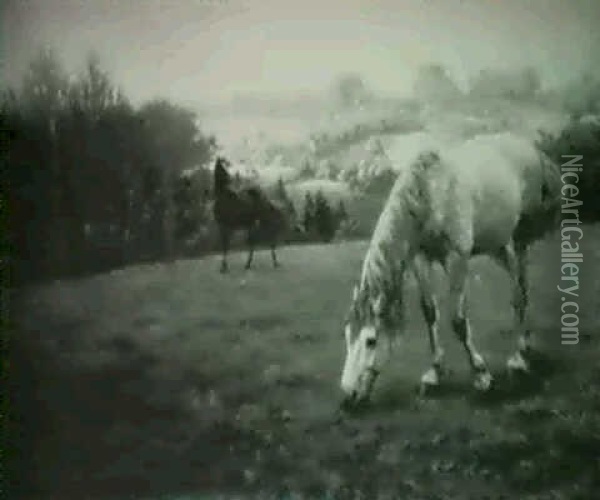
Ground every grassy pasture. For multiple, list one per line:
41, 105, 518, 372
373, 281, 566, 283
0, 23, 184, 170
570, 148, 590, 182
8, 226, 600, 499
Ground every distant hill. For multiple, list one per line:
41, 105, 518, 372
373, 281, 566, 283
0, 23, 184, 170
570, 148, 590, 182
197, 94, 569, 236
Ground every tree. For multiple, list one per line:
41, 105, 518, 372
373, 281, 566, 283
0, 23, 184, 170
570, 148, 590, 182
537, 115, 600, 222
299, 159, 316, 179
413, 64, 462, 103
5, 47, 219, 282
313, 190, 336, 242
332, 73, 372, 109
137, 99, 216, 260
274, 177, 297, 227
469, 66, 541, 101
303, 192, 315, 234
65, 52, 140, 270
275, 177, 288, 201
559, 71, 600, 117
20, 46, 68, 115
335, 199, 348, 227
19, 47, 70, 276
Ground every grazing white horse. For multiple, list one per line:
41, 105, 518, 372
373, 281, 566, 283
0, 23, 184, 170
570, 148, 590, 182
340, 132, 561, 407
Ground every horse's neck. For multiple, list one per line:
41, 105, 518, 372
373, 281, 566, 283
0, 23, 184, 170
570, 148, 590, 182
359, 229, 411, 299
358, 179, 416, 298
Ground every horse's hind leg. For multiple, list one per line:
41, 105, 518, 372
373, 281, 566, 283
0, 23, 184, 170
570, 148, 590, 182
494, 243, 533, 374
219, 228, 230, 273
447, 254, 493, 391
413, 256, 444, 390
512, 246, 533, 369
270, 241, 280, 268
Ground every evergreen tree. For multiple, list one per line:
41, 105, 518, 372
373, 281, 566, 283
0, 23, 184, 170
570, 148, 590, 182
275, 177, 288, 200
314, 190, 335, 242
335, 199, 348, 226
303, 192, 315, 234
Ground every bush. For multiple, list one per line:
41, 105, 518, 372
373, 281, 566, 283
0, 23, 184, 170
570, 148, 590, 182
536, 115, 600, 222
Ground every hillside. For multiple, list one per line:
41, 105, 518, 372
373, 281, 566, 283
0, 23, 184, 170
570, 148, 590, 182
9, 227, 600, 499
199, 96, 569, 234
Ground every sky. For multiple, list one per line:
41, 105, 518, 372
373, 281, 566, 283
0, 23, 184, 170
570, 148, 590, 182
2, 0, 599, 107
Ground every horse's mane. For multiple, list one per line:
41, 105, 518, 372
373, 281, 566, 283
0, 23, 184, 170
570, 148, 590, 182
353, 150, 442, 320
537, 150, 562, 207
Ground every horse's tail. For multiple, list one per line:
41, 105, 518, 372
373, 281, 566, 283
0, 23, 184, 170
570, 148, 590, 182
213, 157, 231, 195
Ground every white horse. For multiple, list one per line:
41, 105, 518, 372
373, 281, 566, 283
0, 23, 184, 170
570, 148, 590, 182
340, 132, 562, 407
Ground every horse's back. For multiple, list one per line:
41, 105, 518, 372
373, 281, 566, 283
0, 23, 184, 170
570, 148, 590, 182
438, 133, 556, 253
447, 133, 537, 187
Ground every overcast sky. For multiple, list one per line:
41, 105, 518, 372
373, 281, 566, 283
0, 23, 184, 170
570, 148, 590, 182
2, 0, 598, 106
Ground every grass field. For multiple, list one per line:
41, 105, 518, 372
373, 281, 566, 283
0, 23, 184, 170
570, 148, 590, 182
9, 226, 600, 499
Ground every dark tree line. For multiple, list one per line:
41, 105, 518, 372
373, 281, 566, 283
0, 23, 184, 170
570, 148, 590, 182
4, 48, 217, 284
302, 191, 349, 242
537, 116, 600, 222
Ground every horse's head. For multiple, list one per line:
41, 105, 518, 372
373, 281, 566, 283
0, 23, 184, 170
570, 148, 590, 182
340, 281, 401, 409
214, 157, 232, 193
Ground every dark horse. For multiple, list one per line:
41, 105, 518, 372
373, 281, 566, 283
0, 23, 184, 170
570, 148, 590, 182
213, 156, 290, 273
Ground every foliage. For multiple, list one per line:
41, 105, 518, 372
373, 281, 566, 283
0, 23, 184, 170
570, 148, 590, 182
335, 199, 348, 223
309, 109, 423, 159
313, 190, 336, 242
469, 66, 541, 101
302, 192, 315, 234
412, 63, 463, 102
536, 114, 600, 222
274, 177, 298, 225
557, 72, 600, 117
331, 73, 372, 109
300, 189, 348, 242
5, 48, 217, 283
173, 167, 213, 255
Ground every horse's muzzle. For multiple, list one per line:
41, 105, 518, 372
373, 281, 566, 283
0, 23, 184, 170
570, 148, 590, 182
339, 368, 380, 411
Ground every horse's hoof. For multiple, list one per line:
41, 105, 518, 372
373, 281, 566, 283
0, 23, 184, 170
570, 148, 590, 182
421, 367, 440, 386
419, 368, 441, 396
507, 351, 530, 375
473, 370, 493, 392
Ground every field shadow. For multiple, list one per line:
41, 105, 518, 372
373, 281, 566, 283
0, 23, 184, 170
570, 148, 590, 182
356, 348, 571, 414
470, 351, 569, 408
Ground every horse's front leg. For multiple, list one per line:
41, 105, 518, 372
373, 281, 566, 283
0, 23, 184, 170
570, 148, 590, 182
270, 239, 280, 268
413, 256, 445, 391
244, 224, 257, 270
447, 254, 493, 391
219, 227, 230, 274
510, 246, 533, 372
493, 243, 534, 374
